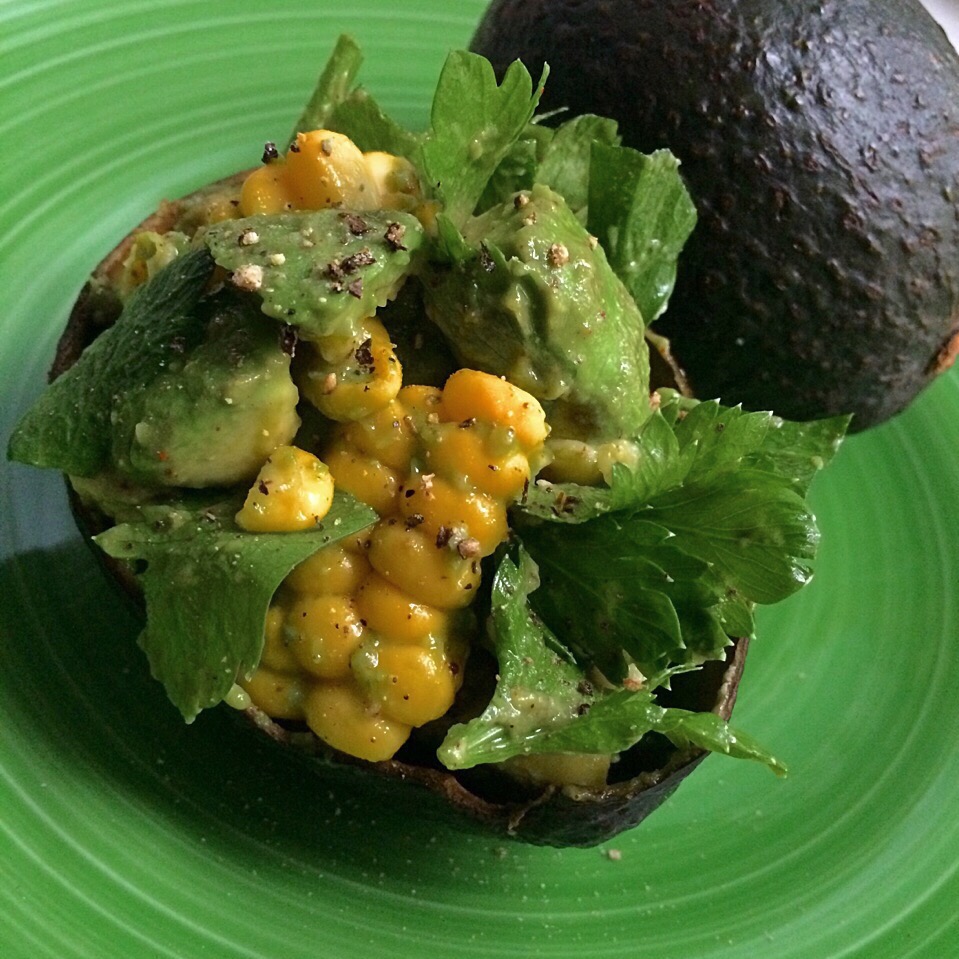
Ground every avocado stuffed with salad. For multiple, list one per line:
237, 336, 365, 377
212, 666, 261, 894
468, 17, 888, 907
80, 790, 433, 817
7, 37, 847, 846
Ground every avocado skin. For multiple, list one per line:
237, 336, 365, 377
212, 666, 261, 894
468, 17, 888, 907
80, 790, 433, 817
53, 174, 747, 849
240, 637, 749, 847
472, 0, 959, 430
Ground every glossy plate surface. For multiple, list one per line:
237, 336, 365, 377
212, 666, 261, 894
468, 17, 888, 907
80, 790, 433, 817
2, 2, 958, 956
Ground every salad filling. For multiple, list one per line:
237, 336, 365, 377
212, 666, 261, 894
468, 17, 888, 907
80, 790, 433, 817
8, 37, 847, 793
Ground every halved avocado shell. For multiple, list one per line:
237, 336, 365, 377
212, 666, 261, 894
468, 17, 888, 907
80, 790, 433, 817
52, 177, 746, 848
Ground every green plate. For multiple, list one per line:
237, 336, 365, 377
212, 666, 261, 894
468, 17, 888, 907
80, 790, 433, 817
2, 2, 958, 955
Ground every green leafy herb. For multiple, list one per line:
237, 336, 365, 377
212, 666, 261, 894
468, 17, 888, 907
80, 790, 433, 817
419, 52, 547, 225
438, 547, 594, 769
203, 210, 425, 341
520, 515, 734, 678
7, 248, 214, 476
522, 397, 849, 524
535, 114, 620, 217
522, 412, 684, 524
645, 470, 819, 604
517, 398, 846, 677
289, 34, 364, 143
288, 32, 419, 158
295, 40, 546, 220
96, 492, 376, 721
528, 690, 786, 775
476, 113, 619, 216
475, 130, 544, 213
657, 708, 786, 774
327, 87, 422, 158
440, 546, 783, 776
659, 393, 849, 497
588, 145, 697, 325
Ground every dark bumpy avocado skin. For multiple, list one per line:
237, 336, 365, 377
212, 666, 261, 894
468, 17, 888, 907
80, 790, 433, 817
243, 638, 748, 847
472, 0, 959, 430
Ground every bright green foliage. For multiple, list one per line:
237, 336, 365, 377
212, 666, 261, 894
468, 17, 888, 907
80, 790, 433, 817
96, 493, 376, 720
440, 546, 784, 775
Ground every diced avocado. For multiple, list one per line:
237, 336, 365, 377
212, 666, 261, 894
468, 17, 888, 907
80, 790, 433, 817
68, 471, 166, 524
111, 292, 300, 488
424, 183, 651, 440
203, 209, 425, 344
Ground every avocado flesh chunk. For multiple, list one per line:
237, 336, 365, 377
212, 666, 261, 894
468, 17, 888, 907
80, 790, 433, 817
472, 0, 959, 430
424, 184, 652, 441
111, 292, 299, 488
204, 209, 425, 344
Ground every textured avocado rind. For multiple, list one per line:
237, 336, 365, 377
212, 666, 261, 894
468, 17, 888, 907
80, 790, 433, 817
472, 0, 959, 430
239, 638, 748, 848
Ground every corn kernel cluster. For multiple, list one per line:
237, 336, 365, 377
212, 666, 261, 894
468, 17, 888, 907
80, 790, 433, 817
230, 129, 549, 762
240, 130, 421, 217
240, 361, 548, 761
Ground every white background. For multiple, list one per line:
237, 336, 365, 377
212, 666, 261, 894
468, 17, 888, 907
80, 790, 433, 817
923, 0, 959, 45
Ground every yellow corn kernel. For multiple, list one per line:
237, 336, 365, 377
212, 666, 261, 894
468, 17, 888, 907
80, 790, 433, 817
260, 605, 299, 673
339, 399, 416, 472
284, 543, 370, 596
300, 320, 403, 422
118, 231, 186, 296
414, 199, 442, 233
352, 640, 458, 728
341, 530, 374, 555
363, 151, 421, 211
304, 681, 411, 761
398, 384, 443, 416
239, 163, 293, 216
285, 130, 378, 210
324, 439, 401, 515
596, 439, 644, 483
242, 667, 308, 720
238, 131, 378, 217
354, 571, 447, 643
441, 369, 549, 449
399, 474, 507, 557
397, 384, 443, 436
425, 425, 531, 500
239, 132, 423, 218
288, 595, 364, 680
539, 438, 602, 486
200, 192, 242, 225
504, 753, 612, 789
314, 331, 359, 365
235, 445, 334, 532
367, 520, 481, 610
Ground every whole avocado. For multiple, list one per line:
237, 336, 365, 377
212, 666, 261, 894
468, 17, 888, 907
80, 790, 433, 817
471, 0, 959, 430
